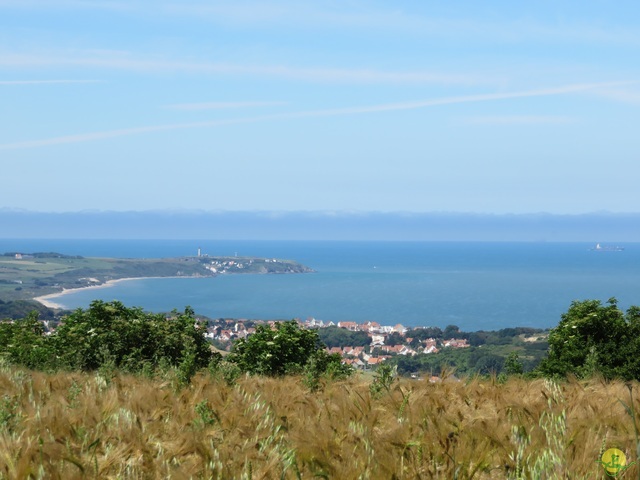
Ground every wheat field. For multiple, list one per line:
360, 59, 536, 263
0, 365, 637, 479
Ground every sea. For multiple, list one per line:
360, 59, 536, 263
2, 239, 639, 332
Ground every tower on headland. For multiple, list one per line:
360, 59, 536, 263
197, 247, 201, 257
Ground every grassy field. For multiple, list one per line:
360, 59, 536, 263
0, 365, 637, 479
0, 255, 111, 300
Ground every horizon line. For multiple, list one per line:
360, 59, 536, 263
1, 208, 640, 217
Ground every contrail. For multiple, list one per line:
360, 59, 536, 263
0, 81, 630, 150
0, 79, 101, 85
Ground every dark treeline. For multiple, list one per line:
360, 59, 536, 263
0, 299, 59, 321
317, 326, 371, 348
0, 301, 352, 389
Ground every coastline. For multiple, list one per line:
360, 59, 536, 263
32, 275, 207, 310
33, 278, 136, 310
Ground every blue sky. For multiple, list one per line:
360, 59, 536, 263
1, 1, 640, 214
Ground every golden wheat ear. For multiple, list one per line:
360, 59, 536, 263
0, 367, 636, 478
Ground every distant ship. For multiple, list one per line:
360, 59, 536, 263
591, 243, 624, 252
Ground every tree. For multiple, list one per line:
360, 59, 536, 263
443, 324, 460, 340
467, 331, 487, 347
228, 320, 351, 378
385, 331, 404, 347
317, 326, 371, 348
473, 354, 504, 375
407, 326, 443, 340
538, 298, 640, 380
406, 327, 443, 348
0, 311, 53, 369
504, 352, 524, 375
52, 300, 213, 373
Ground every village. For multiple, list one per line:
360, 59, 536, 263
204, 317, 470, 369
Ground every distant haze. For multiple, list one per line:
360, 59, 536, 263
1, 210, 638, 242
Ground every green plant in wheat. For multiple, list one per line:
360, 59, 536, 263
194, 400, 219, 429
0, 394, 18, 432
508, 380, 569, 479
208, 358, 243, 386
369, 363, 396, 397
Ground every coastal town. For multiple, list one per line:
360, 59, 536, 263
18, 311, 474, 373
9, 302, 546, 382
204, 316, 470, 369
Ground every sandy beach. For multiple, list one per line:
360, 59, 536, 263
32, 275, 198, 310
33, 278, 136, 310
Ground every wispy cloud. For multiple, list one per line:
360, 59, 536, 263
164, 101, 287, 111
277, 82, 632, 118
0, 122, 232, 150
0, 118, 272, 150
462, 115, 576, 126
161, 2, 423, 31
3, 1, 639, 48
163, 2, 640, 47
0, 81, 627, 151
0, 0, 131, 10
0, 79, 101, 85
0, 52, 493, 86
159, 5, 640, 47
592, 87, 640, 105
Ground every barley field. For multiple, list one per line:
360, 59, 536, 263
0, 365, 637, 479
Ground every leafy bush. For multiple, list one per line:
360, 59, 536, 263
228, 320, 352, 381
53, 301, 215, 373
0, 312, 53, 369
0, 301, 216, 375
538, 298, 640, 380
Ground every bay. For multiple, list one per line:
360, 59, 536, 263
1, 240, 639, 331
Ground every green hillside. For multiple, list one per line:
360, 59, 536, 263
0, 252, 313, 302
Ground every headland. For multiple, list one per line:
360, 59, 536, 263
0, 251, 313, 307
